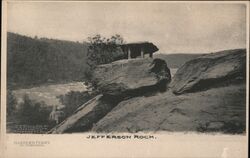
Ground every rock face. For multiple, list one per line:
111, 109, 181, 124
92, 58, 171, 98
92, 84, 246, 133
48, 58, 171, 133
170, 49, 246, 94
92, 49, 246, 133
48, 94, 121, 133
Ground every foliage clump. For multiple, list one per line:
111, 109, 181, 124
85, 34, 125, 84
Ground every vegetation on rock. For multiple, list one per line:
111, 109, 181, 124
84, 34, 125, 85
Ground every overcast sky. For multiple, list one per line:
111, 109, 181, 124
7, 2, 247, 54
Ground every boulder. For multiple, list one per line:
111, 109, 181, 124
170, 49, 246, 94
92, 58, 171, 98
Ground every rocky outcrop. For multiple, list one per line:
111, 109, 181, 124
48, 95, 118, 133
49, 49, 246, 134
92, 58, 171, 98
92, 49, 246, 134
48, 58, 171, 133
92, 84, 246, 133
169, 49, 246, 94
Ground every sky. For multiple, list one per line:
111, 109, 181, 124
7, 2, 247, 54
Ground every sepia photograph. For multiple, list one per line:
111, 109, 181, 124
1, 0, 249, 158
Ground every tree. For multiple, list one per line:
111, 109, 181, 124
16, 95, 52, 125
7, 90, 17, 117
85, 34, 125, 83
109, 34, 124, 45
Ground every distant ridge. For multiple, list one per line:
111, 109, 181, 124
7, 32, 89, 89
155, 53, 203, 68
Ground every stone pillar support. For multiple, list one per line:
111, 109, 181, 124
149, 52, 153, 58
141, 49, 144, 58
128, 47, 131, 59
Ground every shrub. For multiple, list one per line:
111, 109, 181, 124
15, 95, 52, 125
7, 90, 17, 117
85, 34, 125, 87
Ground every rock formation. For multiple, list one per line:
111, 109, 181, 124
48, 95, 116, 133
49, 49, 246, 134
92, 58, 171, 98
48, 58, 171, 133
92, 84, 246, 133
92, 49, 246, 133
170, 49, 246, 94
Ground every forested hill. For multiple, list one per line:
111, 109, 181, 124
7, 32, 88, 89
7, 32, 204, 89
155, 53, 203, 68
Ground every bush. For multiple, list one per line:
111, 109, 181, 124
7, 90, 17, 117
85, 34, 125, 86
15, 95, 52, 125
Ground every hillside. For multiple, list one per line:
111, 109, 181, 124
7, 32, 88, 89
155, 53, 202, 68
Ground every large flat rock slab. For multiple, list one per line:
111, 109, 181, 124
92, 84, 246, 133
169, 49, 246, 94
48, 95, 116, 134
92, 58, 171, 96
